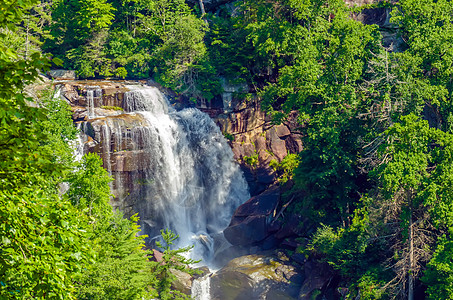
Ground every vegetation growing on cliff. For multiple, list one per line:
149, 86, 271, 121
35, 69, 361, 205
2, 0, 453, 298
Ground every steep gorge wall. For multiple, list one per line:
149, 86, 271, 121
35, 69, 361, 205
61, 81, 158, 214
214, 101, 303, 196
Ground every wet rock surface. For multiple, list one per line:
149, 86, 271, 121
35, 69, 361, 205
209, 253, 304, 300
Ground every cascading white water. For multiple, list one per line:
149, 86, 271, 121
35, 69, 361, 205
86, 86, 102, 119
191, 275, 211, 300
121, 85, 250, 265
87, 90, 95, 118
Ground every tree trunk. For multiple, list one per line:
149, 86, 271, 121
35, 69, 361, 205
198, 0, 206, 15
25, 16, 30, 60
408, 208, 414, 300
198, 0, 208, 25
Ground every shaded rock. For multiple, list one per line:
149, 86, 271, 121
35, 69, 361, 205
298, 260, 334, 300
268, 219, 282, 233
290, 253, 306, 266
275, 214, 311, 240
423, 104, 442, 129
256, 167, 275, 184
357, 7, 390, 26
261, 235, 281, 251
239, 165, 267, 197
224, 186, 280, 246
281, 238, 299, 251
47, 69, 77, 80
224, 215, 268, 246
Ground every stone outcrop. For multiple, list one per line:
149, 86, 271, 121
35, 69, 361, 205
47, 69, 77, 80
224, 185, 280, 246
59, 81, 130, 112
59, 81, 161, 213
346, 0, 404, 51
298, 260, 337, 300
209, 253, 304, 300
214, 100, 303, 196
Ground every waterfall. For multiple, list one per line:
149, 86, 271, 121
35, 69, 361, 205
116, 85, 250, 265
192, 275, 211, 300
87, 90, 95, 118
73, 123, 87, 161
86, 86, 102, 119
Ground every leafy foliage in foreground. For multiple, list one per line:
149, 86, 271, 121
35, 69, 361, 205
1, 1, 196, 298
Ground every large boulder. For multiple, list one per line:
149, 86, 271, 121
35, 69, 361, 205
47, 69, 77, 80
266, 127, 288, 161
224, 185, 280, 246
298, 260, 336, 300
209, 254, 304, 300
171, 269, 193, 295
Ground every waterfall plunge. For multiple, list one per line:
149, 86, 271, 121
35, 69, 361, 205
120, 85, 250, 266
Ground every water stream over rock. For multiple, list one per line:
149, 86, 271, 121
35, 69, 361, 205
79, 84, 250, 267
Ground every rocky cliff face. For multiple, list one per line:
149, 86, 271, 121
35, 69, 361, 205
213, 100, 303, 196
61, 81, 159, 214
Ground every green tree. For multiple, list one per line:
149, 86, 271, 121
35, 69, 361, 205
369, 114, 453, 299
246, 0, 381, 224
391, 0, 453, 131
308, 211, 389, 299
151, 229, 199, 300
136, 0, 210, 98
66, 153, 112, 219
0, 2, 95, 296
47, 0, 115, 77
0, 187, 92, 299
74, 212, 156, 300
423, 235, 453, 300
